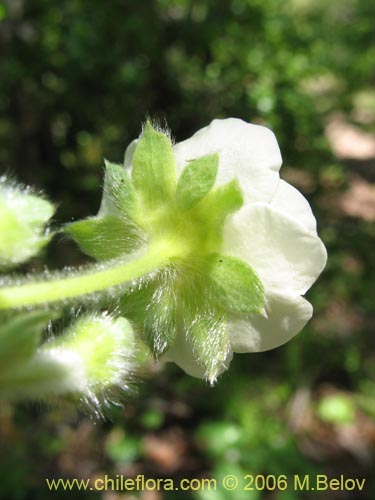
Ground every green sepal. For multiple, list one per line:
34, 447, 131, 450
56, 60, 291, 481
132, 121, 176, 208
176, 154, 218, 210
200, 179, 243, 230
0, 310, 56, 373
180, 179, 243, 251
65, 215, 143, 260
187, 312, 230, 384
207, 254, 265, 314
120, 272, 177, 358
119, 279, 155, 327
143, 284, 178, 358
99, 161, 137, 218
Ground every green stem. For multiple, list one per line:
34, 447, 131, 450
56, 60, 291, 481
0, 242, 176, 310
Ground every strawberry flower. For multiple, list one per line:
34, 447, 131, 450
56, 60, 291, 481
163, 118, 327, 379
67, 119, 327, 383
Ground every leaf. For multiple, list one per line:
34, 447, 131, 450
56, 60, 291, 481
132, 121, 176, 208
65, 215, 143, 260
176, 153, 218, 210
99, 161, 137, 217
0, 311, 55, 373
187, 312, 230, 384
207, 254, 265, 314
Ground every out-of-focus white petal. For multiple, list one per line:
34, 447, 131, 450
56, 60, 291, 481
173, 118, 282, 203
161, 331, 206, 378
123, 139, 138, 169
271, 179, 317, 234
162, 330, 233, 379
229, 292, 313, 352
223, 203, 327, 295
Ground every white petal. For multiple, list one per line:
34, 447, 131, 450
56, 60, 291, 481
223, 203, 327, 295
161, 330, 233, 379
229, 292, 313, 352
123, 139, 138, 169
271, 179, 317, 234
173, 118, 282, 203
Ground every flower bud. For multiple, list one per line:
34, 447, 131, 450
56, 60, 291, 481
121, 119, 327, 380
44, 313, 137, 414
0, 313, 137, 417
0, 177, 54, 268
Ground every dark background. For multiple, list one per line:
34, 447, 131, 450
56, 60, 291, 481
0, 0, 374, 499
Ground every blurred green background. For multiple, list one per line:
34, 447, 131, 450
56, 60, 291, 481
0, 0, 374, 499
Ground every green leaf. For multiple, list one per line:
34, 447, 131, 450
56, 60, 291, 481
132, 121, 176, 208
0, 311, 55, 373
65, 215, 143, 260
99, 161, 137, 218
207, 254, 264, 314
187, 312, 230, 384
176, 153, 218, 210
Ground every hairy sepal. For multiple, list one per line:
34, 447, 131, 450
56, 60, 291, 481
99, 161, 137, 218
144, 282, 178, 358
187, 310, 230, 384
176, 154, 218, 210
132, 121, 176, 209
65, 215, 143, 260
120, 269, 178, 358
199, 179, 243, 231
207, 254, 265, 314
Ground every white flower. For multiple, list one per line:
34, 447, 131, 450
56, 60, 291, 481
121, 118, 327, 380
159, 118, 327, 378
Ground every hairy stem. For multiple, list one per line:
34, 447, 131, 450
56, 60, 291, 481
0, 242, 177, 310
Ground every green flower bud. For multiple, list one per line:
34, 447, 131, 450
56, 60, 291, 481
0, 177, 54, 268
0, 313, 137, 417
